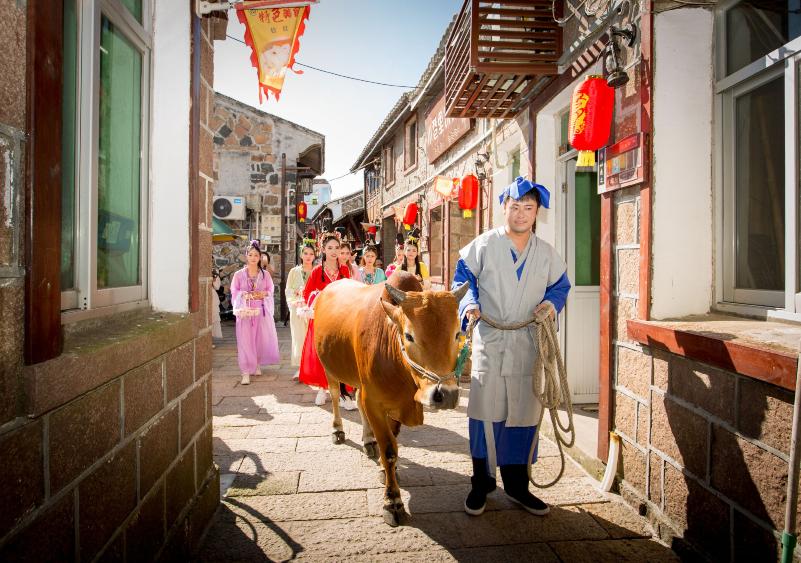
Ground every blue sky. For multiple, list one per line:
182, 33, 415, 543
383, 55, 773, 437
214, 0, 463, 197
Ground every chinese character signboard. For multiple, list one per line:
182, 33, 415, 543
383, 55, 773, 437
237, 6, 311, 102
425, 95, 471, 163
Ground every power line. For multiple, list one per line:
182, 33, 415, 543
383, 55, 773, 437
226, 34, 417, 88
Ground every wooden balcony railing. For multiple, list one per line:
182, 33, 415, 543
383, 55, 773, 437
445, 0, 562, 118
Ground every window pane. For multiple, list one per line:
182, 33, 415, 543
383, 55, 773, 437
120, 0, 142, 23
449, 204, 475, 280
97, 16, 142, 289
430, 207, 443, 278
574, 171, 600, 286
734, 76, 785, 291
726, 1, 801, 75
61, 0, 78, 290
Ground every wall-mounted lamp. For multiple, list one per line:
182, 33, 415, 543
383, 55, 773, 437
474, 152, 490, 181
605, 24, 637, 89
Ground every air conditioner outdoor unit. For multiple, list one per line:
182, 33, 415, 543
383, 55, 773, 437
213, 196, 246, 220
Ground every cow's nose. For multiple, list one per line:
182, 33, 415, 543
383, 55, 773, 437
432, 385, 444, 404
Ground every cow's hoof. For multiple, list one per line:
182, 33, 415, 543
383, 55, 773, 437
332, 430, 346, 444
364, 442, 378, 459
382, 505, 409, 527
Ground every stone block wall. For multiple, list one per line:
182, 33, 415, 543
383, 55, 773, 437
0, 8, 222, 561
613, 344, 794, 561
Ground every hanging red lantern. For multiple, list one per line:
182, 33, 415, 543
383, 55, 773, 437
459, 174, 479, 219
568, 75, 614, 167
297, 201, 307, 223
402, 202, 418, 230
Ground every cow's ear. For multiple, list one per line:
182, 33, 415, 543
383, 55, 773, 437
381, 297, 401, 323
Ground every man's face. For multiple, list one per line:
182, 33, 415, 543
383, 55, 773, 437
504, 196, 539, 234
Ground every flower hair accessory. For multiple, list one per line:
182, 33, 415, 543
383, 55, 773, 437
317, 230, 342, 252
405, 227, 421, 246
247, 239, 261, 252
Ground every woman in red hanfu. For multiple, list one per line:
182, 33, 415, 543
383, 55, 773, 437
299, 231, 354, 407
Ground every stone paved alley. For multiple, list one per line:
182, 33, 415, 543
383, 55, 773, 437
197, 322, 680, 562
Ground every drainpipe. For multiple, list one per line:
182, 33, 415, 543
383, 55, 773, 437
781, 342, 801, 563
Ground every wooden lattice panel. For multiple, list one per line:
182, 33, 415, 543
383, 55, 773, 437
445, 0, 562, 119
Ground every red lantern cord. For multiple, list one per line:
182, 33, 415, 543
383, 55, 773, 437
568, 75, 614, 167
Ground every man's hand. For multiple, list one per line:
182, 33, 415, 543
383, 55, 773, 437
466, 308, 481, 322
535, 301, 556, 322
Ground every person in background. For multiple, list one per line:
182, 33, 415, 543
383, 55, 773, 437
384, 241, 405, 277
358, 244, 387, 285
400, 235, 431, 290
299, 232, 357, 410
338, 241, 361, 280
261, 251, 275, 276
286, 242, 316, 380
211, 269, 223, 347
230, 240, 280, 385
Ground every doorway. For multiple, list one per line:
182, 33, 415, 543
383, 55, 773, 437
561, 158, 601, 404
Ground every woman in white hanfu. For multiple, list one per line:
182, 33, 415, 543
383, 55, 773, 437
452, 177, 571, 518
286, 242, 316, 379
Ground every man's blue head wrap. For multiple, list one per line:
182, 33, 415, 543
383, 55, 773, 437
498, 176, 550, 209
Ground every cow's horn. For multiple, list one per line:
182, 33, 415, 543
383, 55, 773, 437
452, 282, 470, 301
385, 285, 407, 304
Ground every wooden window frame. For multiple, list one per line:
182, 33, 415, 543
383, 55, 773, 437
382, 145, 395, 189
404, 116, 418, 173
427, 201, 445, 284
26, 0, 65, 363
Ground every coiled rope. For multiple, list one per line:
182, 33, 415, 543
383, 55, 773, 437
468, 310, 576, 488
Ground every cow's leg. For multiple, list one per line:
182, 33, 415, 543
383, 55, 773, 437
328, 379, 345, 444
363, 402, 408, 527
357, 388, 378, 459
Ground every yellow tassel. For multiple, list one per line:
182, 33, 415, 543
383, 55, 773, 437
577, 150, 596, 167
462, 209, 473, 219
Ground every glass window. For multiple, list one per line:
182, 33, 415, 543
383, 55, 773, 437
718, 3, 799, 311
61, 1, 150, 311
734, 76, 785, 291
512, 150, 521, 179
725, 1, 801, 76
429, 206, 443, 278
97, 16, 143, 289
120, 0, 142, 23
574, 171, 600, 286
61, 0, 78, 290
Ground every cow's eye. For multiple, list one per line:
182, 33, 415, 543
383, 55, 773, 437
405, 333, 415, 343
455, 332, 461, 341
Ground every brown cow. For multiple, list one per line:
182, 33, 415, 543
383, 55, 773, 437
313, 271, 469, 526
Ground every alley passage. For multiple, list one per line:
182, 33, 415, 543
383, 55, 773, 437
197, 322, 679, 561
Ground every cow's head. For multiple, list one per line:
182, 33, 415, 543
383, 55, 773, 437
381, 277, 470, 410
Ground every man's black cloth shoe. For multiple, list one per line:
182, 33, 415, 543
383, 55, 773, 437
464, 458, 496, 516
500, 464, 550, 516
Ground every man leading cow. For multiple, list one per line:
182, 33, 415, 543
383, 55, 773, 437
452, 176, 572, 517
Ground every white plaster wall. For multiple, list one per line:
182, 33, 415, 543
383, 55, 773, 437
150, 2, 191, 312
651, 9, 714, 319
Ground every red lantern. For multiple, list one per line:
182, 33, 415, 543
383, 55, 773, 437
402, 202, 418, 230
568, 75, 614, 167
297, 201, 307, 223
459, 174, 479, 219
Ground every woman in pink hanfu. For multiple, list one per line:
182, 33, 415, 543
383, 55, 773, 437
230, 240, 280, 385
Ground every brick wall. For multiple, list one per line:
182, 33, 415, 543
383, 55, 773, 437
613, 343, 794, 561
0, 8, 222, 561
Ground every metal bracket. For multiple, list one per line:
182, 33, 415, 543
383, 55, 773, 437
196, 0, 318, 16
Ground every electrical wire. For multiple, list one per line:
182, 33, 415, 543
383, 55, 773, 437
225, 34, 417, 88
